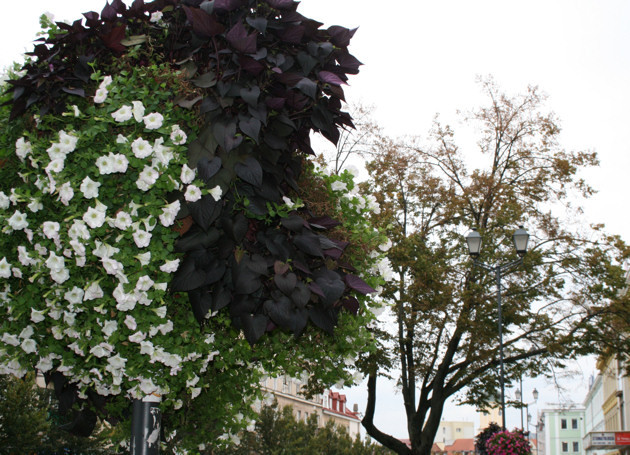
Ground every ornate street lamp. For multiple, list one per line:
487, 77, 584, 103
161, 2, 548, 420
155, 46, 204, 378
466, 226, 529, 429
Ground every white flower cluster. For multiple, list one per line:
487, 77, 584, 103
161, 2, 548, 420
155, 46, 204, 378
0, 74, 223, 404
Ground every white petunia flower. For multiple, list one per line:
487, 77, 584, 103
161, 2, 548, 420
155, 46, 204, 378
80, 176, 100, 199
113, 211, 132, 230
83, 206, 106, 229
84, 282, 104, 301
64, 286, 84, 304
132, 229, 152, 248
160, 259, 180, 273
94, 87, 108, 103
46, 143, 66, 161
282, 196, 295, 208
180, 164, 196, 184
58, 182, 74, 205
0, 258, 11, 278
111, 153, 129, 173
136, 252, 151, 266
45, 251, 65, 272
143, 112, 164, 130
102, 320, 118, 338
124, 315, 137, 330
116, 134, 128, 144
111, 105, 133, 122
17, 246, 36, 266
132, 100, 145, 122
152, 139, 173, 167
90, 345, 110, 358
159, 200, 180, 227
71, 105, 80, 117
209, 185, 223, 202
150, 11, 163, 22
129, 331, 146, 343
15, 137, 32, 161
184, 184, 202, 202
8, 210, 29, 230
102, 257, 124, 276
27, 199, 43, 213
2, 333, 19, 346
99, 75, 113, 89
132, 137, 153, 158
42, 221, 60, 239
50, 267, 70, 284
140, 340, 155, 356
170, 125, 187, 145
136, 166, 159, 191
331, 180, 347, 192
36, 355, 55, 372
154, 306, 167, 318
68, 220, 90, 240
0, 192, 9, 209
31, 308, 46, 323
96, 154, 115, 175
135, 275, 154, 292
45, 158, 65, 174
379, 238, 393, 252
21, 338, 37, 354
58, 130, 78, 153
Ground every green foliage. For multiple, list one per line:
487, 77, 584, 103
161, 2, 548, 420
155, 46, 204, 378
211, 402, 393, 455
0, 373, 114, 454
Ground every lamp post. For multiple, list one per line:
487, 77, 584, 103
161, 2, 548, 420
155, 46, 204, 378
515, 386, 539, 434
466, 226, 529, 430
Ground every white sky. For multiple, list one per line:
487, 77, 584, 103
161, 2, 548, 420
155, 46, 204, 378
2, 0, 628, 440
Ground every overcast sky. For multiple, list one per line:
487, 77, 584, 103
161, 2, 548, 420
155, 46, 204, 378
1, 0, 628, 439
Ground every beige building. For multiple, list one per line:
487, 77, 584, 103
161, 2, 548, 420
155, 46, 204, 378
435, 420, 475, 447
261, 375, 362, 439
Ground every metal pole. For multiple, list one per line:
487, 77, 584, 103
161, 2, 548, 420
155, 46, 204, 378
131, 395, 162, 455
497, 268, 506, 430
519, 376, 524, 430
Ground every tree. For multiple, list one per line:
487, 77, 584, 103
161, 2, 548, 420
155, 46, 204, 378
359, 78, 630, 455
0, 373, 115, 454
212, 401, 394, 454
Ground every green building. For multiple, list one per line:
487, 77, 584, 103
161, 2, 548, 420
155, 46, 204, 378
538, 407, 585, 455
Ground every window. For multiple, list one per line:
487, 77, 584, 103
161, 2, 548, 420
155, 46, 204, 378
561, 418, 567, 429
456, 428, 461, 433
297, 410, 301, 420
562, 442, 568, 452
572, 418, 578, 429
572, 441, 579, 452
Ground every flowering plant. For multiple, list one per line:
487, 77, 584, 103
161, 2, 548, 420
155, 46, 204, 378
486, 429, 532, 455
0, 0, 384, 450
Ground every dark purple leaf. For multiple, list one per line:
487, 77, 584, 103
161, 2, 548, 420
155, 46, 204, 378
239, 56, 264, 75
275, 272, 297, 295
235, 156, 263, 187
294, 231, 323, 257
323, 248, 344, 260
188, 194, 222, 231
214, 0, 245, 11
101, 25, 127, 53
83, 12, 100, 26
291, 282, 311, 308
308, 216, 341, 230
266, 97, 286, 110
182, 5, 225, 38
241, 314, 269, 344
296, 77, 317, 99
265, 0, 296, 10
308, 306, 335, 335
327, 25, 357, 48
192, 71, 217, 88
62, 87, 85, 97
246, 16, 268, 33
342, 297, 360, 315
239, 117, 261, 143
274, 261, 290, 275
240, 86, 260, 106
281, 214, 305, 233
197, 156, 222, 182
345, 274, 376, 295
175, 226, 221, 252
226, 22, 257, 54
318, 70, 346, 87
188, 287, 213, 321
280, 25, 305, 44
101, 2, 118, 21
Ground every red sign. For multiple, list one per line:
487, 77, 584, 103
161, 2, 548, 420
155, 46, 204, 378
615, 432, 630, 445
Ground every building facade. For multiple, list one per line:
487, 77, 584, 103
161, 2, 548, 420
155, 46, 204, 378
435, 421, 475, 447
538, 407, 585, 455
261, 375, 362, 439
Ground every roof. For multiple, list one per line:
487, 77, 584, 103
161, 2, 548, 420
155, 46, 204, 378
444, 438, 475, 452
323, 390, 360, 422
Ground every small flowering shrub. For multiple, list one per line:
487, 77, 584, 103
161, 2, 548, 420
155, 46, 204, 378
486, 430, 532, 455
0, 0, 386, 450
